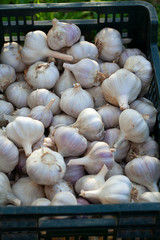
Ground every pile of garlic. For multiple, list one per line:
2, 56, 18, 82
0, 18, 160, 207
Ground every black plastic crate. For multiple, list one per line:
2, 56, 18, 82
0, 1, 160, 240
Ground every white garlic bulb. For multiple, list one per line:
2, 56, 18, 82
52, 125, 87, 157
125, 156, 160, 192
80, 175, 132, 204
124, 55, 153, 96
12, 176, 45, 206
25, 61, 59, 90
0, 100, 14, 126
67, 142, 114, 174
105, 161, 124, 180
6, 116, 44, 156
27, 89, 61, 115
21, 30, 73, 65
12, 107, 31, 118
0, 172, 21, 206
5, 81, 32, 108
63, 58, 105, 88
97, 104, 121, 129
125, 136, 159, 162
60, 83, 94, 118
100, 62, 120, 77
54, 69, 76, 97
138, 192, 160, 202
101, 69, 141, 110
50, 113, 76, 128
0, 64, 16, 91
86, 86, 106, 109
51, 191, 77, 206
0, 42, 26, 72
44, 179, 74, 201
47, 18, 81, 50
31, 198, 51, 206
130, 97, 157, 132
0, 135, 19, 173
71, 108, 104, 141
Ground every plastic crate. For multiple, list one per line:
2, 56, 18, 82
0, 1, 160, 240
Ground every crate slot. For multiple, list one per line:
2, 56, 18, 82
115, 13, 121, 22
107, 14, 113, 23
123, 13, 129, 22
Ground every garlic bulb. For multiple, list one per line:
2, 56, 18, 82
21, 30, 73, 65
5, 81, 32, 108
118, 48, 146, 67
12, 176, 45, 206
63, 58, 105, 88
101, 69, 142, 110
12, 107, 31, 118
131, 182, 148, 202
28, 99, 54, 128
26, 147, 66, 185
50, 113, 76, 128
100, 62, 120, 77
94, 27, 130, 61
75, 165, 108, 195
52, 125, 87, 157
86, 86, 106, 109
125, 136, 159, 162
0, 42, 26, 72
114, 109, 149, 148
71, 108, 104, 141
60, 83, 94, 118
125, 156, 160, 192
31, 198, 51, 206
47, 18, 81, 50
77, 197, 90, 205
0, 172, 21, 206
124, 55, 153, 96
27, 89, 61, 115
51, 191, 77, 206
67, 141, 114, 174
44, 179, 74, 201
139, 192, 160, 203
25, 61, 59, 90
80, 175, 132, 204
105, 162, 124, 180
66, 38, 98, 62
6, 116, 44, 156
97, 104, 121, 129
0, 135, 19, 173
130, 97, 157, 132
0, 100, 14, 126
54, 69, 76, 97
0, 64, 16, 91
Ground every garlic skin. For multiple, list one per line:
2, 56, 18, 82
80, 175, 132, 204
12, 176, 45, 206
125, 156, 160, 192
124, 55, 153, 96
31, 198, 51, 206
44, 179, 74, 201
101, 69, 142, 110
114, 109, 149, 147
54, 69, 76, 97
97, 104, 121, 129
130, 97, 157, 132
75, 165, 108, 195
6, 116, 44, 156
27, 89, 61, 115
0, 172, 21, 206
25, 61, 59, 90
71, 108, 104, 141
47, 18, 81, 50
86, 86, 106, 109
131, 182, 148, 202
67, 142, 114, 174
100, 62, 120, 77
5, 81, 32, 108
0, 42, 26, 72
125, 136, 159, 162
105, 162, 124, 180
0, 135, 19, 173
63, 58, 105, 88
50, 113, 76, 128
0, 100, 14, 126
138, 192, 160, 203
60, 83, 94, 118
52, 125, 87, 157
26, 147, 66, 185
21, 30, 73, 65
0, 64, 16, 91
51, 191, 77, 206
